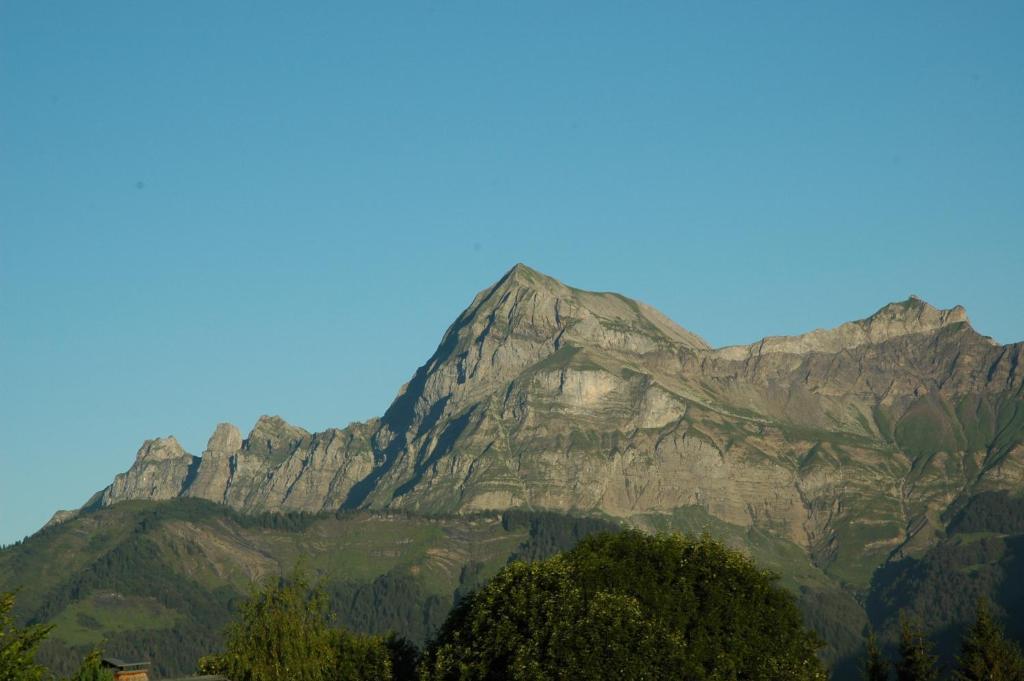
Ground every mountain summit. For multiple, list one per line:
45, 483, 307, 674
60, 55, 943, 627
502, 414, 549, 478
715, 295, 981, 359
63, 265, 1024, 587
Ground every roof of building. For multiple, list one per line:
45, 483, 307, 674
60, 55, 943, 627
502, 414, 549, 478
101, 657, 150, 671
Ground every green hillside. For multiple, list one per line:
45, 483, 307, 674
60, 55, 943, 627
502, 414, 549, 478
2, 499, 873, 679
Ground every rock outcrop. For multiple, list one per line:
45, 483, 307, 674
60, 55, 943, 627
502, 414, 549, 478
180, 417, 377, 512
102, 436, 198, 506
88, 264, 1024, 586
713, 296, 979, 359
185, 423, 242, 503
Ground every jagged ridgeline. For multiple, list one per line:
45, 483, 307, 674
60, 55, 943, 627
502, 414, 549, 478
4, 264, 1023, 679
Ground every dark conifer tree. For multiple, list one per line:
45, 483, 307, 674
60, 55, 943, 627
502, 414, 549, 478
0, 591, 52, 681
863, 628, 890, 681
953, 599, 1024, 681
896, 615, 939, 681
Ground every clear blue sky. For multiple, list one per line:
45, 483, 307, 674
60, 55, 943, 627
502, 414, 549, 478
1, 2, 1022, 545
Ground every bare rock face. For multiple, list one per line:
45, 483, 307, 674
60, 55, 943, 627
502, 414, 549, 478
186, 423, 242, 504
209, 422, 243, 452
89, 264, 1024, 587
714, 296, 977, 359
177, 418, 377, 512
42, 509, 79, 530
102, 437, 198, 505
240, 421, 377, 512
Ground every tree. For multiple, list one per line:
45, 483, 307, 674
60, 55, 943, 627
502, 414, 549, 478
216, 569, 402, 681
0, 591, 52, 681
197, 654, 229, 677
863, 629, 890, 681
896, 615, 938, 681
333, 629, 392, 681
953, 599, 1024, 681
221, 569, 338, 681
68, 650, 114, 681
421, 531, 828, 681
382, 634, 418, 681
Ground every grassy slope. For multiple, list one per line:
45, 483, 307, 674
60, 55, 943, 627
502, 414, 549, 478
0, 499, 859, 677
5, 490, 1024, 679
0, 501, 541, 677
47, 593, 180, 646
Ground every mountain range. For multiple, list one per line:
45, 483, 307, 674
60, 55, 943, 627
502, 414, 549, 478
7, 264, 1024, 677
64, 263, 1024, 579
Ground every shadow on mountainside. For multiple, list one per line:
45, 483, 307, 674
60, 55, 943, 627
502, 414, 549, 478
341, 301, 482, 510
997, 534, 1024, 642
340, 362, 430, 510
392, 406, 477, 499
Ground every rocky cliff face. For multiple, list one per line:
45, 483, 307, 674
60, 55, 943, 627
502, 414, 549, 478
176, 417, 377, 512
101, 437, 198, 506
84, 264, 1024, 586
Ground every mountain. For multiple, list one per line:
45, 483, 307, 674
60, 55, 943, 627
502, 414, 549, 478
14, 264, 1024, 677
68, 264, 1024, 583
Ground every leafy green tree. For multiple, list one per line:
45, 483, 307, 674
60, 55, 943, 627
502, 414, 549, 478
421, 531, 827, 681
67, 650, 114, 681
0, 591, 53, 681
953, 599, 1024, 681
197, 654, 229, 676
896, 615, 938, 681
425, 558, 687, 681
863, 629, 890, 681
334, 630, 392, 680
222, 569, 337, 681
216, 569, 404, 681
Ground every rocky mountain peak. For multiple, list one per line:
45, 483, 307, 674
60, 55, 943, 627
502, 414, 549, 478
103, 436, 198, 507
385, 265, 708, 432
205, 423, 242, 454
134, 436, 190, 463
715, 297, 979, 359
243, 416, 310, 461
864, 296, 970, 332
499, 262, 561, 290
460, 264, 707, 357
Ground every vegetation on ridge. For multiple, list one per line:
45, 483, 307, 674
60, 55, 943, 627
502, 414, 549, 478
422, 531, 828, 680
